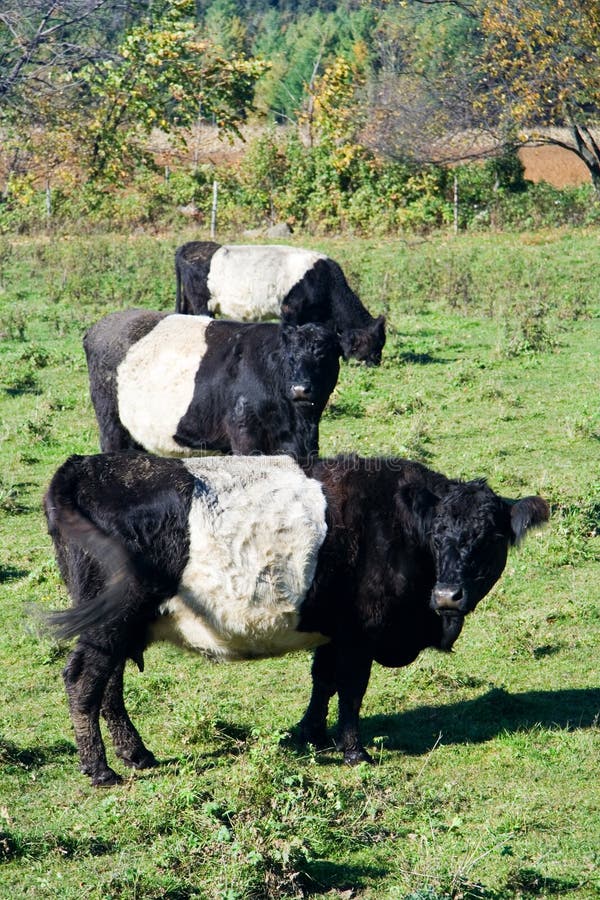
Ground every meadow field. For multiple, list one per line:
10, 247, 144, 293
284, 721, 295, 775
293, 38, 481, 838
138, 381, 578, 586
0, 228, 598, 899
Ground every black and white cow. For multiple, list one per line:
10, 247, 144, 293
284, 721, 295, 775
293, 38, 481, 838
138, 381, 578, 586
174, 241, 386, 366
45, 452, 549, 786
84, 309, 341, 459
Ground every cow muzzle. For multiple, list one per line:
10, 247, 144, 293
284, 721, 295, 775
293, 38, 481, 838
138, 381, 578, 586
290, 384, 314, 403
431, 583, 466, 614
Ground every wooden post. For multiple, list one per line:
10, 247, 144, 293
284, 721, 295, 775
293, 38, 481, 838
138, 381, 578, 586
210, 180, 218, 238
46, 180, 52, 225
453, 174, 459, 234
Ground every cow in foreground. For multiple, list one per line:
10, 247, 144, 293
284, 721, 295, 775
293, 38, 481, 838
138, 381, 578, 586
45, 452, 549, 786
84, 309, 340, 459
174, 241, 386, 366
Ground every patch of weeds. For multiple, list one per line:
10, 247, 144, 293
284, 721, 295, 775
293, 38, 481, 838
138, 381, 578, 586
449, 880, 502, 899
557, 292, 590, 321
505, 866, 581, 896
0, 236, 14, 286
3, 366, 40, 395
543, 494, 600, 566
19, 452, 41, 464
196, 730, 388, 898
450, 362, 484, 388
445, 267, 476, 315
18, 344, 52, 369
1, 304, 28, 341
403, 890, 451, 900
503, 301, 558, 357
392, 395, 426, 417
0, 829, 23, 861
398, 416, 433, 463
565, 409, 600, 442
480, 383, 505, 401
25, 407, 55, 443
0, 826, 115, 862
326, 395, 366, 419
0, 478, 28, 514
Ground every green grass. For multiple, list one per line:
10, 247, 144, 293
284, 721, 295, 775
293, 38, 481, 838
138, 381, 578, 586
0, 228, 598, 899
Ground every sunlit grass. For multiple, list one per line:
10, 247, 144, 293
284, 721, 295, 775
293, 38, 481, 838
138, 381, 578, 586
0, 228, 598, 899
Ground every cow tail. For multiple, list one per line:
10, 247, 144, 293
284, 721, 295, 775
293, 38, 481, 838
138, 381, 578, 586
44, 459, 139, 642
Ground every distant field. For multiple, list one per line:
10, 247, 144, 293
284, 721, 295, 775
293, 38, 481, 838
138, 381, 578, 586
0, 228, 598, 899
518, 145, 590, 187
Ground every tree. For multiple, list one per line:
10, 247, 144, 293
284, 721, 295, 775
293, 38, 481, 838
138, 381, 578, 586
0, 0, 148, 118
359, 1, 487, 165
0, 1, 150, 196
77, 0, 269, 182
476, 0, 600, 193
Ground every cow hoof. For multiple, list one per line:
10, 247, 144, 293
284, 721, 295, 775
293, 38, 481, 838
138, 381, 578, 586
119, 749, 157, 770
293, 722, 330, 750
91, 768, 122, 787
343, 748, 373, 766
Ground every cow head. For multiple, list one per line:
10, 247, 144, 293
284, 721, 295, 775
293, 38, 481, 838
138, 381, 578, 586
280, 323, 341, 412
339, 315, 386, 366
425, 480, 549, 649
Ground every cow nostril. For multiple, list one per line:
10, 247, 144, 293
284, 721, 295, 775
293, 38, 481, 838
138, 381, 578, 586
432, 585, 464, 610
291, 384, 312, 401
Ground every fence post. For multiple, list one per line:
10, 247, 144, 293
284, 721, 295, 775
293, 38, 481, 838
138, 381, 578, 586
210, 180, 218, 238
46, 180, 52, 225
453, 173, 459, 234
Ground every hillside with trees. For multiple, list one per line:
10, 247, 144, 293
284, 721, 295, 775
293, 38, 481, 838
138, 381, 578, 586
1, 0, 600, 233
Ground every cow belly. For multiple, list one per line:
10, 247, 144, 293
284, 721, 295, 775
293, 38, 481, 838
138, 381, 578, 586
117, 315, 210, 455
207, 245, 326, 320
149, 456, 329, 659
150, 595, 329, 660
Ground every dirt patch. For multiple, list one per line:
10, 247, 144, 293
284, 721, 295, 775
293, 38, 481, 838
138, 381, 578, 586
518, 145, 590, 187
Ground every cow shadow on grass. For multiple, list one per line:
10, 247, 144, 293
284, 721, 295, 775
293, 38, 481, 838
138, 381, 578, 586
359, 687, 600, 755
395, 350, 448, 365
0, 737, 77, 771
0, 565, 28, 583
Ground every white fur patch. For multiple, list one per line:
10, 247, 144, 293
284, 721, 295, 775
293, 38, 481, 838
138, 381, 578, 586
150, 456, 329, 660
117, 315, 210, 456
207, 245, 327, 320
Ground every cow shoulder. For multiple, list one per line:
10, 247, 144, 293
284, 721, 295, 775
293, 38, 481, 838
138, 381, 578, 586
85, 309, 166, 369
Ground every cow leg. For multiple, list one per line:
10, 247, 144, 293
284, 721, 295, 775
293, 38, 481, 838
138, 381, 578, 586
334, 651, 373, 765
63, 642, 122, 786
297, 644, 336, 748
101, 660, 156, 771
98, 418, 141, 453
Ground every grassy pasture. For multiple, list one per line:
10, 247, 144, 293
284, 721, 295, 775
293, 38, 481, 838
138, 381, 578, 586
0, 228, 598, 899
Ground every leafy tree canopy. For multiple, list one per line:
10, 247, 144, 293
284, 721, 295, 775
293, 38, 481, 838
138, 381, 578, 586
476, 0, 600, 191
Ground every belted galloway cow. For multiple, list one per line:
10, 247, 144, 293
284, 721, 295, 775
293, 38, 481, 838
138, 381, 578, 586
84, 309, 340, 459
45, 452, 549, 786
174, 241, 386, 366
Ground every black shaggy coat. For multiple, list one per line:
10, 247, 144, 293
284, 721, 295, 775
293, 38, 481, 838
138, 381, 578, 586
174, 241, 386, 365
45, 453, 549, 786
84, 309, 341, 459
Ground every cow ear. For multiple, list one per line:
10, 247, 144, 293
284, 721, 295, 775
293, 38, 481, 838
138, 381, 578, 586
373, 315, 386, 334
506, 495, 550, 544
396, 484, 438, 542
338, 329, 358, 359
